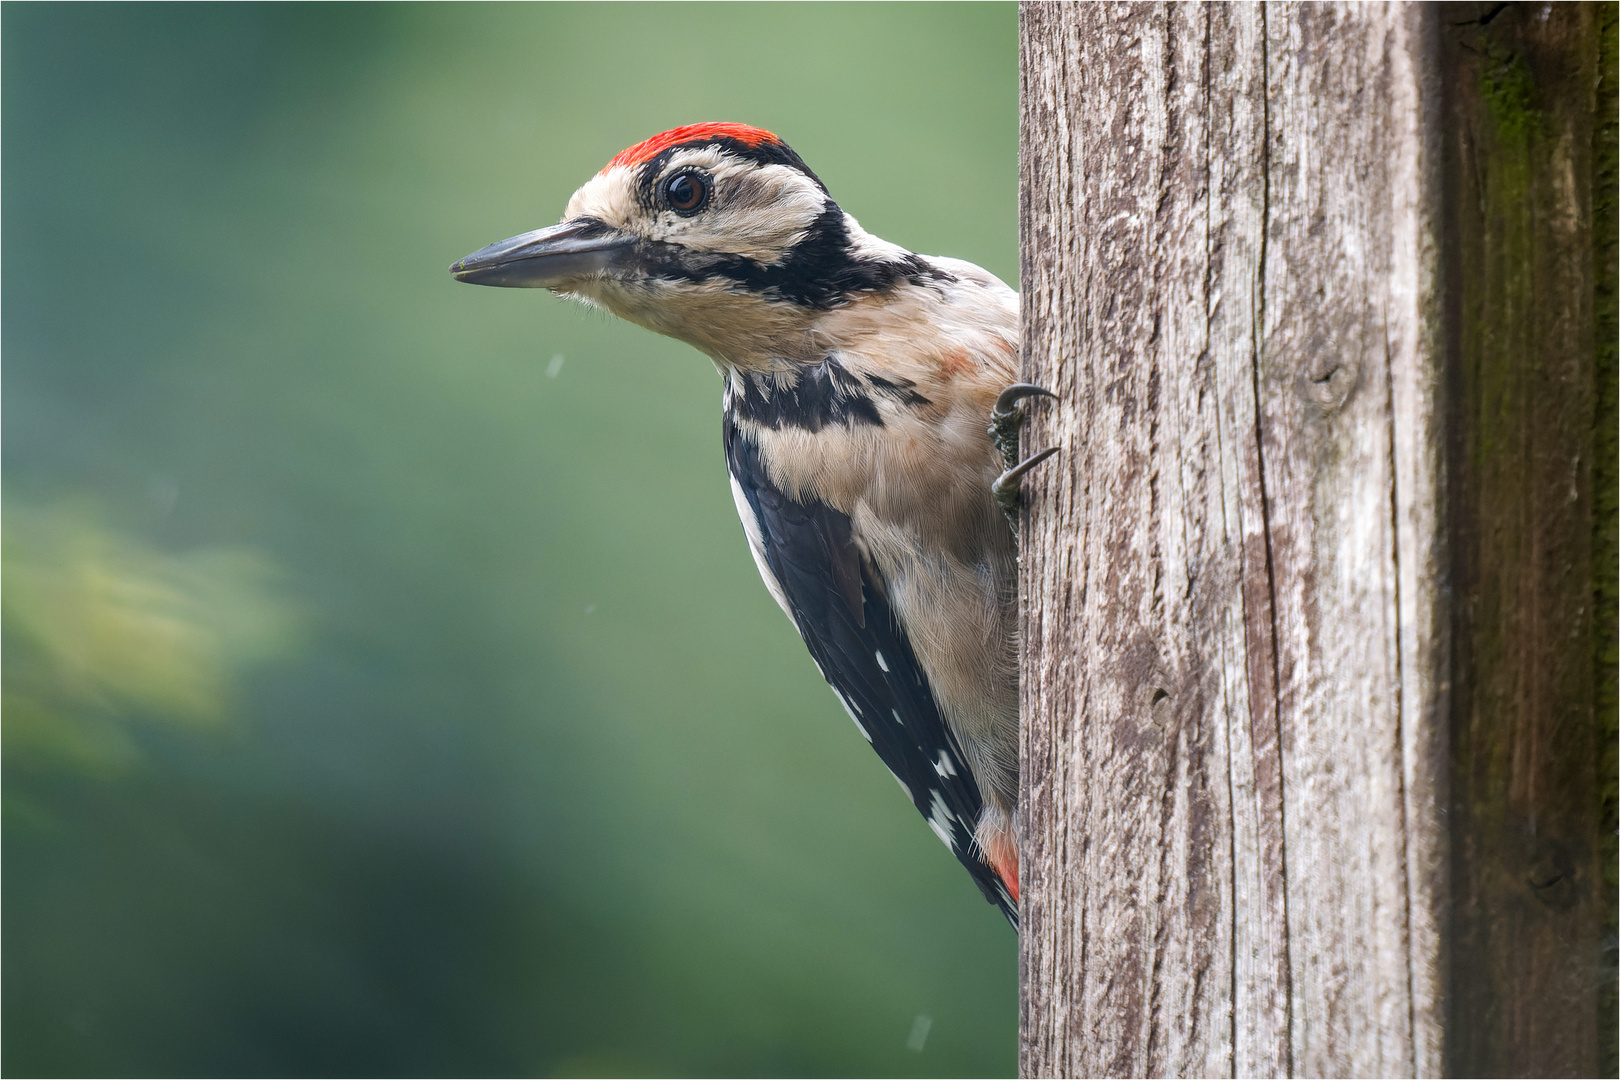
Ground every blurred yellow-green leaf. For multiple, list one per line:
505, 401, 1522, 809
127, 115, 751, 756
4, 499, 303, 772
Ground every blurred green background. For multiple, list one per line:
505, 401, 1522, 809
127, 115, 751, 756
2, 4, 1019, 1076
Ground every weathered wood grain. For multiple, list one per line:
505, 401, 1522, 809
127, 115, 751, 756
1257, 8, 1444, 1074
1019, 2, 1614, 1075
1442, 5, 1611, 1076
1019, 4, 1450, 1075
1018, 5, 1246, 1074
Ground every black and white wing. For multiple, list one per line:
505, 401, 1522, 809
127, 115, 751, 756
723, 419, 1016, 926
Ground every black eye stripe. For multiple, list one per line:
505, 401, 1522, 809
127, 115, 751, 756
632, 203, 956, 309
659, 170, 711, 215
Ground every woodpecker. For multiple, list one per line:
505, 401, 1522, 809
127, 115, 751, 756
451, 123, 1052, 927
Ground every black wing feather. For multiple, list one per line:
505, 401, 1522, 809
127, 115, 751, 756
724, 419, 1016, 926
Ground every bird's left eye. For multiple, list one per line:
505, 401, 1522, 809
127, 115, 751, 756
661, 171, 711, 215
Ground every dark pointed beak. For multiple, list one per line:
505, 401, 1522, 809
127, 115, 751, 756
450, 218, 633, 288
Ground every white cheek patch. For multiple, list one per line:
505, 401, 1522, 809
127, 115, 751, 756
640, 151, 826, 262
565, 150, 827, 265
666, 163, 826, 262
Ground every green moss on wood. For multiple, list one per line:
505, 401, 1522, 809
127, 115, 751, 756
1446, 7, 1610, 1073
1482, 42, 1540, 145
1591, 5, 1618, 1077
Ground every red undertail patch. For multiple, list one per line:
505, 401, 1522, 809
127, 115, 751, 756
984, 833, 1020, 905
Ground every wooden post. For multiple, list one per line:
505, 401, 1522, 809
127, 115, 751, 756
1016, 3, 1614, 1076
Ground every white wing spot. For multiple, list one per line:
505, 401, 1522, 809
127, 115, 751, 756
890, 770, 912, 801
934, 751, 957, 778
927, 789, 957, 850
832, 688, 871, 742
874, 650, 889, 672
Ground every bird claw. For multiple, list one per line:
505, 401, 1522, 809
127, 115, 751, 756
992, 382, 1058, 420
987, 383, 1058, 529
993, 447, 1060, 514
989, 383, 1057, 471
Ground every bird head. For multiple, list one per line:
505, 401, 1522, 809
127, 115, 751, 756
451, 123, 937, 365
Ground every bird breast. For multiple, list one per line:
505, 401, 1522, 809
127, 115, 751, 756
726, 270, 1023, 809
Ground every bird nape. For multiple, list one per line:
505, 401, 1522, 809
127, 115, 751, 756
451, 122, 1054, 929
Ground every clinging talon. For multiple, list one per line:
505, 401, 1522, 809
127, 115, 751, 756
991, 381, 1058, 421
989, 382, 1057, 471
993, 446, 1060, 522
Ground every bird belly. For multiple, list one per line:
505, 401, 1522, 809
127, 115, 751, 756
852, 513, 1019, 814
738, 401, 1022, 818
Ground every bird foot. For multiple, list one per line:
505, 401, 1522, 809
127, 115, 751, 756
987, 383, 1058, 529
993, 447, 1059, 514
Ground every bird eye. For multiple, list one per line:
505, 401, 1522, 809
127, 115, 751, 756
661, 171, 711, 215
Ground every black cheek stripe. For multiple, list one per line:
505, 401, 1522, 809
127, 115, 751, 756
628, 203, 956, 310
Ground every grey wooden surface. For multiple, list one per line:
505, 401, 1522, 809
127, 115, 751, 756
1017, 5, 1445, 1075
1017, 3, 1614, 1076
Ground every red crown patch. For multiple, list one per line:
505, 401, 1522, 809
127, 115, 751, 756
602, 123, 782, 173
